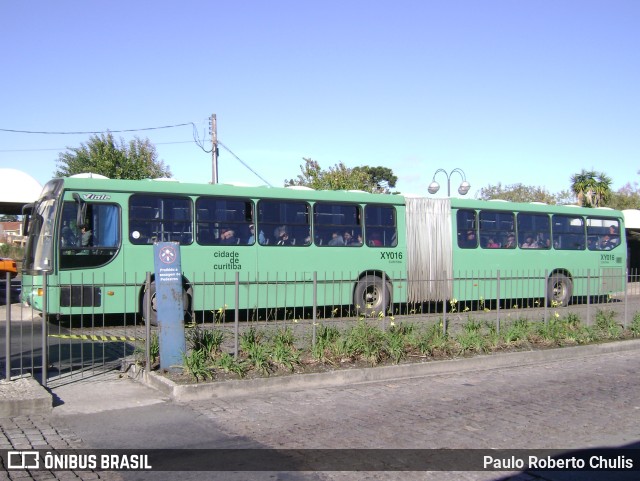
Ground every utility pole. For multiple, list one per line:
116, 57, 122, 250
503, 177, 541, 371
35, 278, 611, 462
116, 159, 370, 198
210, 114, 218, 184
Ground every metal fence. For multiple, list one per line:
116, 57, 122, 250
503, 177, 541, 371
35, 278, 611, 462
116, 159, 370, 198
2, 269, 639, 387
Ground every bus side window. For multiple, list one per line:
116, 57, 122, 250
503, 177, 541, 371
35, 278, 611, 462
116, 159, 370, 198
130, 195, 193, 245
196, 197, 254, 246
258, 200, 310, 247
314, 202, 362, 248
60, 202, 120, 269
457, 209, 477, 249
553, 214, 584, 250
587, 217, 621, 251
364, 205, 396, 248
171, 207, 192, 244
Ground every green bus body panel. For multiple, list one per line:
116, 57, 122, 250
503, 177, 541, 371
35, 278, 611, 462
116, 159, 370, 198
21, 178, 627, 316
22, 178, 407, 315
449, 199, 626, 302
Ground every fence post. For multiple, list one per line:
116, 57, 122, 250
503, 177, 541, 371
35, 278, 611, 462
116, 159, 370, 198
442, 270, 447, 336
496, 270, 501, 333
381, 271, 386, 331
623, 268, 629, 329
586, 269, 591, 326
145, 272, 151, 373
234, 272, 240, 358
312, 272, 317, 349
41, 272, 48, 387
544, 270, 549, 325
4, 272, 10, 380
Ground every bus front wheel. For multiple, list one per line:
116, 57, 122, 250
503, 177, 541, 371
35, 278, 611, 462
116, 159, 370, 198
547, 273, 572, 307
354, 275, 391, 317
142, 282, 193, 326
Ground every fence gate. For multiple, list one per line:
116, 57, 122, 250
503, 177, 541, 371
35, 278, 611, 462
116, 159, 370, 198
2, 273, 145, 387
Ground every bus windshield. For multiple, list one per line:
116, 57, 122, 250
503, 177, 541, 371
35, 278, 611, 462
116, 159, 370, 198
23, 180, 63, 272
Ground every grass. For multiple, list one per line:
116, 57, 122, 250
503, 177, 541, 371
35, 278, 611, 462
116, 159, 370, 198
164, 308, 639, 383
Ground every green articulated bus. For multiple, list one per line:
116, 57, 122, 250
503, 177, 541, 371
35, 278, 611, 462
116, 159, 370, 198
21, 177, 627, 321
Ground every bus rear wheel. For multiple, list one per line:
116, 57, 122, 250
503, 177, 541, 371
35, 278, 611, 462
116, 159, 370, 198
142, 282, 193, 326
354, 275, 391, 317
547, 273, 572, 307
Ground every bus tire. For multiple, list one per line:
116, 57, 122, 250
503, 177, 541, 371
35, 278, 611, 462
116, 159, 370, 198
142, 282, 193, 326
547, 273, 572, 307
354, 275, 391, 317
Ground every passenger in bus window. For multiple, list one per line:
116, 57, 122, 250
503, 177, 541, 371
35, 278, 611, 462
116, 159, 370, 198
608, 225, 620, 247
328, 231, 345, 246
521, 234, 538, 249
219, 228, 238, 245
77, 225, 93, 255
599, 235, 614, 250
536, 232, 551, 248
274, 225, 291, 245
247, 224, 265, 245
485, 237, 500, 248
81, 226, 92, 246
503, 233, 516, 249
344, 231, 361, 246
459, 230, 477, 248
368, 231, 383, 247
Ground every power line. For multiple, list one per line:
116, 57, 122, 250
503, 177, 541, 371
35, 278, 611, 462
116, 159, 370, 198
219, 141, 273, 187
0, 140, 196, 153
0, 123, 194, 135
0, 120, 274, 187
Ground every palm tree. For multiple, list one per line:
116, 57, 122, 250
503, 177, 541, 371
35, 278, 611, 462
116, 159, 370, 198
592, 172, 612, 207
570, 170, 612, 207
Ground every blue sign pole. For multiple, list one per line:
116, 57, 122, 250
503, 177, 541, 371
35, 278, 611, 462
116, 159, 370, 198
153, 242, 186, 371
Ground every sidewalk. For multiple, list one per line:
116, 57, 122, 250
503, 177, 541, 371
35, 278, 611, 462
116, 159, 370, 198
0, 302, 39, 322
0, 340, 640, 481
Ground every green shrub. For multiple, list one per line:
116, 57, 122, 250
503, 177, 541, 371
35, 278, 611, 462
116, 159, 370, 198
384, 326, 407, 364
594, 310, 621, 339
188, 327, 224, 357
182, 349, 213, 382
347, 322, 386, 365
503, 318, 530, 344
270, 339, 301, 372
455, 330, 487, 354
409, 322, 450, 357
631, 313, 640, 337
215, 352, 247, 377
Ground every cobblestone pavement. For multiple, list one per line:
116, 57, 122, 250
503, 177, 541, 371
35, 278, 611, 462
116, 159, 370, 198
2, 349, 640, 480
0, 414, 123, 481
185, 349, 640, 481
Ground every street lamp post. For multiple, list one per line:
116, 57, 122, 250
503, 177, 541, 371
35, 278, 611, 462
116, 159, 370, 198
428, 168, 471, 197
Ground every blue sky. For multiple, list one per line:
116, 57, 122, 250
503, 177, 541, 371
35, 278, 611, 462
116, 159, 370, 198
1, 0, 638, 198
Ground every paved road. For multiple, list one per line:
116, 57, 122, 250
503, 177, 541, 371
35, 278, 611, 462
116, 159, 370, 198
3, 346, 634, 481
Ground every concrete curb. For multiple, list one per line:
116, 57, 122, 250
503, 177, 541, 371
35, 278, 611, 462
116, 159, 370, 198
0, 376, 52, 418
134, 338, 640, 402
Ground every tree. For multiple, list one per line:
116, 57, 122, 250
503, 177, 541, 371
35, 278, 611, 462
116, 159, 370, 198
285, 158, 396, 193
353, 166, 398, 193
54, 132, 171, 179
477, 183, 573, 204
570, 169, 612, 208
607, 181, 640, 210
